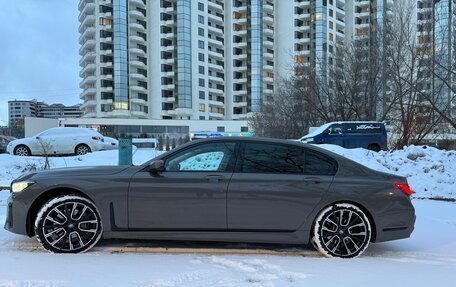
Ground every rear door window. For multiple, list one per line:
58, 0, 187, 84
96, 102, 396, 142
240, 142, 337, 176
304, 150, 337, 176
240, 142, 305, 174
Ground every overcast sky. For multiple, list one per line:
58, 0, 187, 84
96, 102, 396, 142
0, 0, 80, 125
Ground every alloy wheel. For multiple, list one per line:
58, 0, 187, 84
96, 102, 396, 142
76, 145, 90, 155
35, 196, 102, 253
313, 204, 371, 258
14, 146, 30, 156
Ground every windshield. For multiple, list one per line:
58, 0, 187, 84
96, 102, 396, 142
300, 123, 333, 140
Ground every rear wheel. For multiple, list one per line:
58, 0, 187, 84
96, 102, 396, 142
75, 144, 91, 155
14, 145, 31, 156
312, 203, 371, 258
367, 144, 381, 152
34, 195, 103, 253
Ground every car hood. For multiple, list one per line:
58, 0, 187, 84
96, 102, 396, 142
27, 166, 131, 180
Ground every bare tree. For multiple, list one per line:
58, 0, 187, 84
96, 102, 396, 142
385, 0, 442, 149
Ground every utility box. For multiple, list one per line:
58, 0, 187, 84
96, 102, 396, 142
118, 138, 133, 166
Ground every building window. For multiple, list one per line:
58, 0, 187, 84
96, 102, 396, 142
217, 126, 225, 132
199, 103, 205, 112
198, 2, 204, 11
199, 91, 205, 99
198, 40, 204, 49
199, 78, 205, 87
199, 116, 205, 120
198, 53, 205, 61
199, 65, 205, 74
198, 27, 204, 36
241, 126, 249, 132
198, 15, 204, 24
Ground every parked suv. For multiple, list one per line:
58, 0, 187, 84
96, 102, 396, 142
299, 121, 387, 151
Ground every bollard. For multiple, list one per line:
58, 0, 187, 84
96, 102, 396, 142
118, 138, 133, 166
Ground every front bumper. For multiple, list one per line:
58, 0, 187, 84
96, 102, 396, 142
4, 193, 29, 236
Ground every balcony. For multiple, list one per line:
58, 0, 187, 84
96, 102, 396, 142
130, 0, 146, 8
79, 39, 96, 56
79, 52, 96, 67
129, 35, 147, 43
80, 100, 97, 110
129, 10, 146, 20
131, 73, 147, 80
208, 1, 223, 13
208, 50, 224, 60
208, 37, 224, 48
78, 0, 94, 12
79, 76, 96, 89
130, 47, 147, 56
78, 15, 96, 33
79, 63, 96, 77
78, 3, 95, 22
130, 23, 146, 32
79, 27, 96, 44
130, 98, 148, 105
130, 60, 147, 68
80, 88, 96, 100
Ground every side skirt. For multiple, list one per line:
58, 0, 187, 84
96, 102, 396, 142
103, 230, 310, 245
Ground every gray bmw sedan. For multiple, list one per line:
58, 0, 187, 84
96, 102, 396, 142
5, 137, 415, 258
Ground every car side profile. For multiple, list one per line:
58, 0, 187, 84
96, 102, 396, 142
5, 137, 415, 258
6, 127, 105, 156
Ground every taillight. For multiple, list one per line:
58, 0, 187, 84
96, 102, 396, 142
395, 182, 413, 196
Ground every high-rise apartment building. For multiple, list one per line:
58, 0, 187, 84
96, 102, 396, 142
276, 0, 346, 80
416, 0, 455, 119
79, 0, 276, 120
79, 0, 400, 120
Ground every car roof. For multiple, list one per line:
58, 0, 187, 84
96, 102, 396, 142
188, 136, 333, 153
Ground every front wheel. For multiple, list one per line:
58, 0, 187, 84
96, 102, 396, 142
312, 203, 371, 258
14, 145, 31, 156
34, 195, 103, 253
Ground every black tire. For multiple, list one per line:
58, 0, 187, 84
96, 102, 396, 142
75, 144, 91, 155
34, 195, 103, 253
14, 145, 31, 156
367, 144, 381, 152
312, 203, 371, 258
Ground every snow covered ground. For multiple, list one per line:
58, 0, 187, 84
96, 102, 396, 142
0, 189, 455, 287
0, 145, 455, 285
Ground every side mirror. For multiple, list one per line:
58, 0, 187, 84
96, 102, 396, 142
147, 160, 165, 173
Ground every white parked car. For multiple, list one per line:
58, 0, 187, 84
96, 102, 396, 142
7, 127, 105, 156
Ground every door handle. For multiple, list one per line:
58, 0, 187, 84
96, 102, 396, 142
303, 177, 321, 184
205, 175, 225, 182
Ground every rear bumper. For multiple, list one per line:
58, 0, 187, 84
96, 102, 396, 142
373, 201, 416, 243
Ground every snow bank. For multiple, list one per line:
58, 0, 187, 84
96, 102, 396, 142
319, 144, 456, 199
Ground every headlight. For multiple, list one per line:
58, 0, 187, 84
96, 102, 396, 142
11, 180, 35, 193
301, 137, 314, 143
